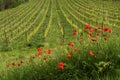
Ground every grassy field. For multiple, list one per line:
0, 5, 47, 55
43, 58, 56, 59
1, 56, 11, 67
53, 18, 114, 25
0, 0, 120, 80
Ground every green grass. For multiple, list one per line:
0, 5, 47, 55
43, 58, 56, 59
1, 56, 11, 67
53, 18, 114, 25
0, 0, 120, 80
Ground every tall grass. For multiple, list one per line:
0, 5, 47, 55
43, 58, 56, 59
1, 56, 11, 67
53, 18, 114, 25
0, 26, 120, 80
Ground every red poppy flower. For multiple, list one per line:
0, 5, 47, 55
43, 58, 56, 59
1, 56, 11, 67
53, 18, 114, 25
72, 32, 77, 36
74, 48, 78, 52
7, 63, 11, 67
12, 62, 16, 66
44, 50, 47, 53
43, 57, 47, 60
38, 48, 42, 52
59, 42, 62, 46
73, 29, 77, 32
87, 35, 91, 39
89, 51, 94, 56
20, 60, 23, 64
48, 49, 52, 54
38, 51, 42, 55
66, 54, 72, 59
72, 29, 77, 36
91, 38, 97, 41
96, 32, 100, 36
108, 29, 112, 33
98, 26, 102, 29
58, 62, 64, 69
104, 36, 108, 40
103, 27, 109, 32
89, 28, 95, 33
68, 42, 74, 47
32, 56, 35, 59
89, 32, 92, 36
84, 24, 90, 30
18, 63, 21, 67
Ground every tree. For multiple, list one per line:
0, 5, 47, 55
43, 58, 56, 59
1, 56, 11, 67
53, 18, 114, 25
0, 0, 29, 11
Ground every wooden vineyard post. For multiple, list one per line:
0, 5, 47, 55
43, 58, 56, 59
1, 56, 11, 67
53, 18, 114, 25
98, 9, 100, 26
63, 34, 64, 43
25, 23, 29, 44
62, 29, 65, 43
10, 25, 13, 39
3, 29, 9, 51
25, 31, 28, 44
101, 18, 104, 36
61, 22, 65, 43
18, 27, 20, 33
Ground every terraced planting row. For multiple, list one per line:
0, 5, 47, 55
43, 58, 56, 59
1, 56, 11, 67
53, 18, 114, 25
0, 0, 49, 50
0, 0, 119, 50
73, 0, 120, 25
69, 0, 119, 27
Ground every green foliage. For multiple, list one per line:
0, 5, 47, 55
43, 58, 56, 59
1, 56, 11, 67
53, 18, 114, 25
0, 0, 3, 5
103, 0, 120, 1
0, 0, 29, 10
7, 0, 29, 8
0, 0, 120, 79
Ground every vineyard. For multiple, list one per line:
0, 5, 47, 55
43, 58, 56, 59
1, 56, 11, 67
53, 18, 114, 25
0, 0, 120, 80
